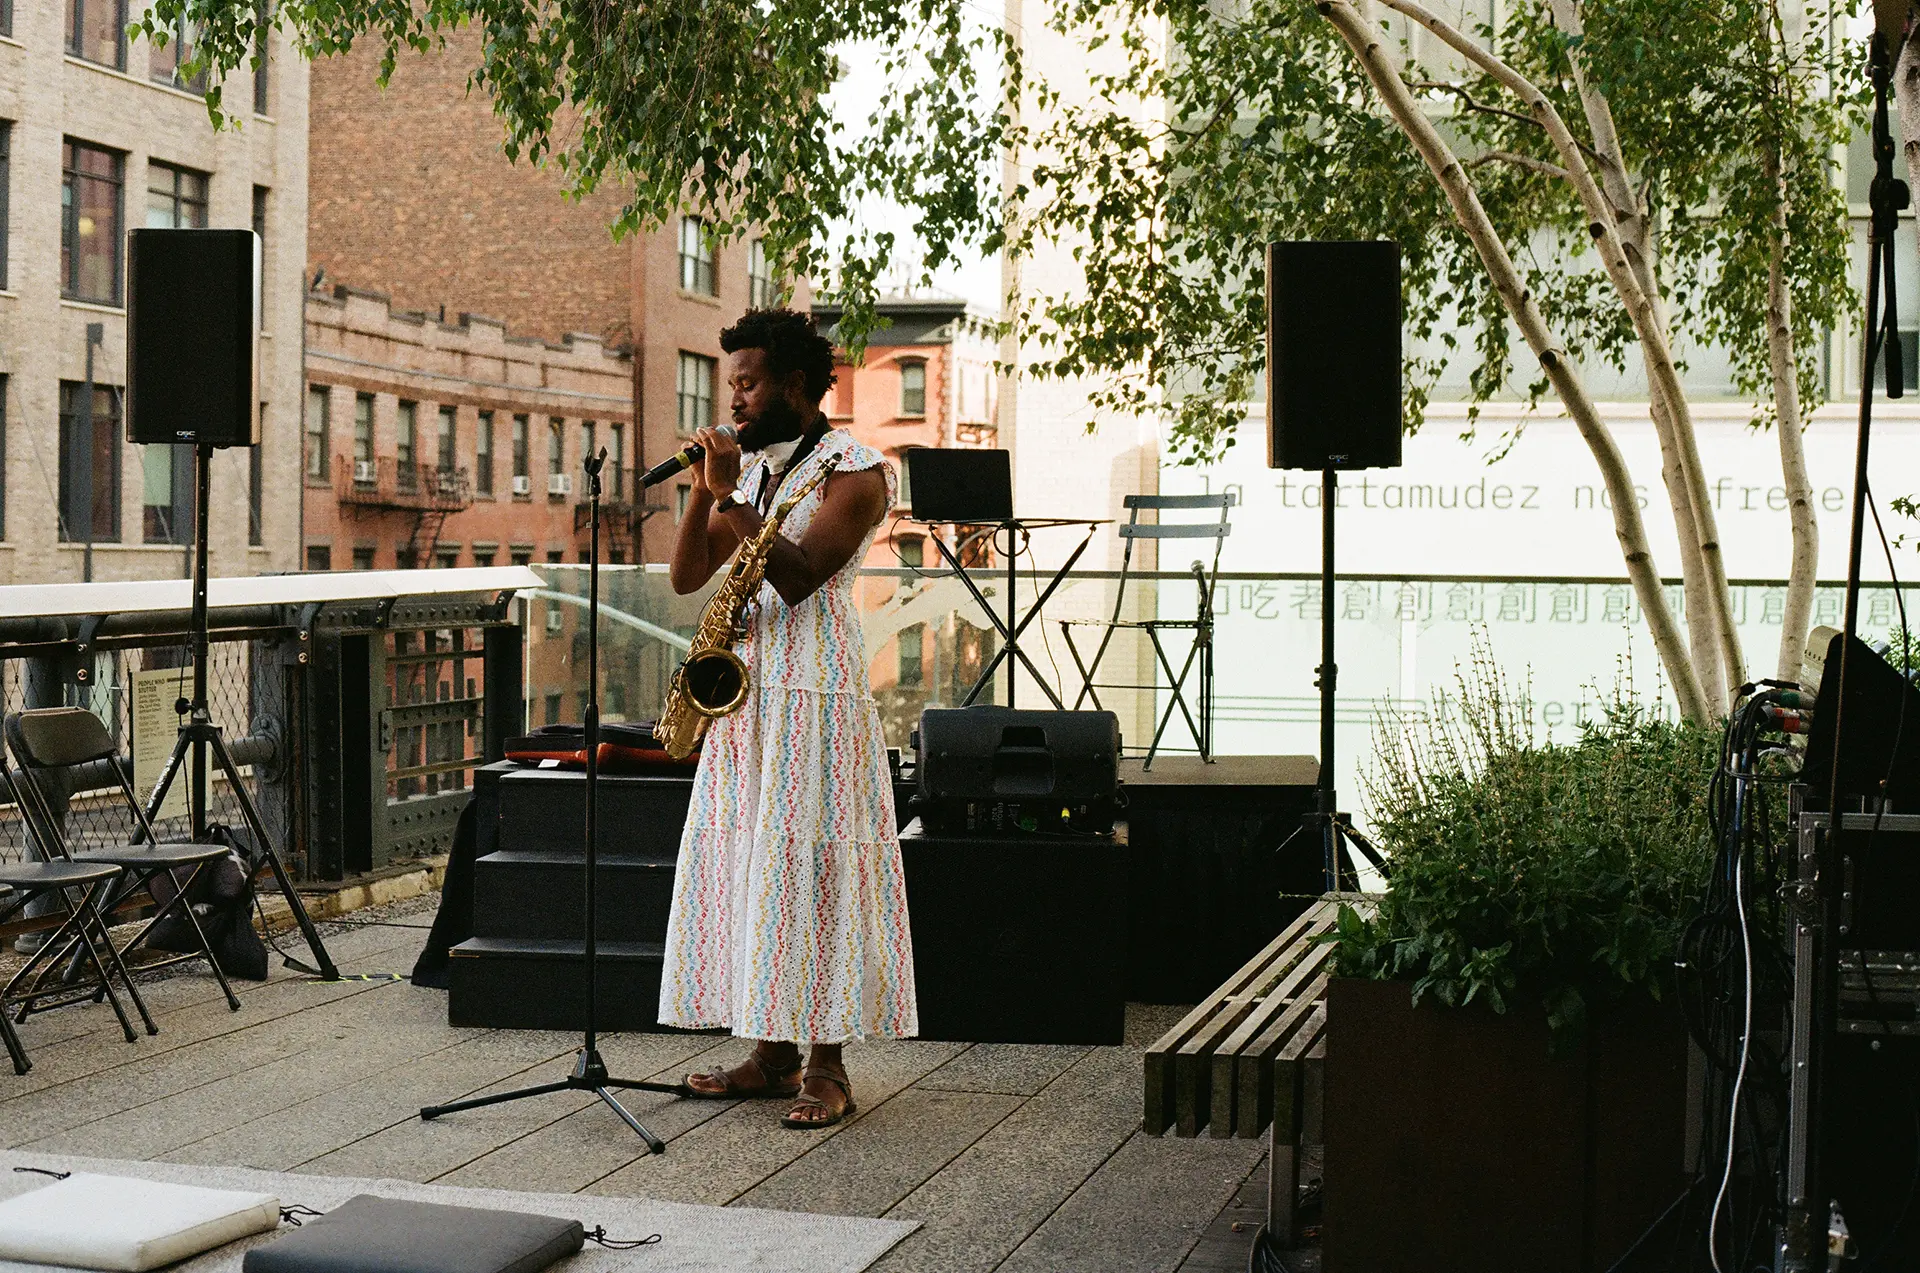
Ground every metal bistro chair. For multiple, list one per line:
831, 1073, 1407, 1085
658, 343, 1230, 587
0, 837, 149, 1075
1059, 492, 1234, 768
5, 707, 241, 1020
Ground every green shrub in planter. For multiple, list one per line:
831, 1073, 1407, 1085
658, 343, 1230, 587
1330, 650, 1719, 1051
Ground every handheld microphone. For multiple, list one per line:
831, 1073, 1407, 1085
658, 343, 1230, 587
640, 423, 737, 489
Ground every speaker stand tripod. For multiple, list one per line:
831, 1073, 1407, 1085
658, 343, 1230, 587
138, 440, 338, 980
1302, 469, 1387, 894
419, 447, 679, 1152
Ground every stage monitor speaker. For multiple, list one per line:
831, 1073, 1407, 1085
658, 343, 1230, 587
1804, 632, 1920, 811
126, 228, 260, 447
913, 706, 1120, 836
1266, 240, 1402, 471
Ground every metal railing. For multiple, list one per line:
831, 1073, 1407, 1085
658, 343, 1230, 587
0, 570, 533, 880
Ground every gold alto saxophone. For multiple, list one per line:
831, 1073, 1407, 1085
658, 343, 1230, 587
654, 455, 842, 759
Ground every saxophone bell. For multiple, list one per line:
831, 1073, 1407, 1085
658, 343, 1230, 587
682, 646, 750, 719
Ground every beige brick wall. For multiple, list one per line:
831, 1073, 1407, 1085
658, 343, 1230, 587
0, 0, 308, 585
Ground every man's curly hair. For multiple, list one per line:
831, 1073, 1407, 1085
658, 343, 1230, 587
720, 308, 839, 402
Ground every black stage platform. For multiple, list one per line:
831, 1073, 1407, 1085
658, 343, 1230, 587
437, 755, 1322, 1032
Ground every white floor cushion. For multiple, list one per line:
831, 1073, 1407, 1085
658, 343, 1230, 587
0, 1172, 280, 1271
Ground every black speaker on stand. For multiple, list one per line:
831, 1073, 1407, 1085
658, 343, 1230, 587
124, 228, 337, 979
1266, 240, 1400, 892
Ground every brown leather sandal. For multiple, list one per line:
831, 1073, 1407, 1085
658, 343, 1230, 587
682, 1047, 803, 1100
781, 1065, 857, 1129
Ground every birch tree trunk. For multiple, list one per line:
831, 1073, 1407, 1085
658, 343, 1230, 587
1319, 0, 1712, 721
1896, 25, 1920, 193
1375, 0, 1738, 710
1763, 2, 1818, 685
1540, 0, 1746, 701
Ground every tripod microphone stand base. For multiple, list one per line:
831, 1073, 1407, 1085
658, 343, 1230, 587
419, 1048, 679, 1154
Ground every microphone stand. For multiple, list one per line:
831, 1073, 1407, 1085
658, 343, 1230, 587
1779, 29, 1908, 1268
420, 446, 679, 1152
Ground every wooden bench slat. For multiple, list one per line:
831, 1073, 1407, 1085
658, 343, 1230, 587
1207, 949, 1333, 1137
1144, 898, 1333, 1134
1246, 999, 1326, 1140
1178, 918, 1338, 1136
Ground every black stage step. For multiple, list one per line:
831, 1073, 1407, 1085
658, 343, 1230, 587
470, 850, 677, 943
496, 768, 695, 858
447, 936, 669, 1031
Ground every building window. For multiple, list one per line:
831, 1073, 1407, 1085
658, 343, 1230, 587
66, 0, 126, 69
0, 0, 11, 38
142, 441, 193, 544
472, 548, 495, 568
509, 547, 532, 566
352, 545, 375, 570
306, 544, 330, 571
305, 385, 328, 481
543, 693, 562, 726
0, 123, 11, 294
677, 352, 715, 437
676, 485, 689, 520
352, 392, 373, 473
396, 400, 417, 489
678, 215, 715, 295
609, 421, 625, 498
148, 14, 206, 91
897, 623, 925, 687
436, 404, 456, 473
748, 238, 780, 308
145, 161, 208, 229
62, 140, 123, 304
899, 537, 924, 568
435, 546, 459, 569
475, 410, 494, 495
396, 545, 418, 570
251, 185, 267, 327
897, 447, 917, 506
0, 376, 8, 540
511, 413, 529, 492
58, 381, 120, 542
547, 417, 564, 485
580, 419, 596, 478
248, 424, 263, 545
898, 361, 927, 417
252, 0, 269, 115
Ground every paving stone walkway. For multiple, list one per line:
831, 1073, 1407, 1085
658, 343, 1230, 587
0, 898, 1267, 1272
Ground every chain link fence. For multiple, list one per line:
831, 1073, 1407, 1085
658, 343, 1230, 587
1, 637, 281, 868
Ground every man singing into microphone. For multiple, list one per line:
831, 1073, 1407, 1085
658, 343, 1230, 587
658, 308, 917, 1130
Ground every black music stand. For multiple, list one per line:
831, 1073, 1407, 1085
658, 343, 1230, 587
916, 518, 1107, 708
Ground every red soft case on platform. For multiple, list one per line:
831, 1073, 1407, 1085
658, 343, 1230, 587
504, 722, 699, 774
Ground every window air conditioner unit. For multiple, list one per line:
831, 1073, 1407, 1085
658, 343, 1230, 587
353, 460, 376, 483
545, 606, 564, 634
548, 473, 573, 496
511, 474, 531, 496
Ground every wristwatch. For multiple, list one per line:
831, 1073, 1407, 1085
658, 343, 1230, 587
717, 488, 753, 516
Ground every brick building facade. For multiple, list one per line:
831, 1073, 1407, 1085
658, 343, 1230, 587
0, 0, 307, 584
301, 285, 633, 572
307, 28, 791, 566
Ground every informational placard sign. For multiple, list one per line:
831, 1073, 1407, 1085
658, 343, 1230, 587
130, 667, 189, 824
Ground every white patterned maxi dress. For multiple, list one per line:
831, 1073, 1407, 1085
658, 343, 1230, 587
657, 429, 919, 1043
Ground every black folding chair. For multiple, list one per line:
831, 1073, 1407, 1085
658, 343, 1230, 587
5, 707, 241, 1016
0, 856, 150, 1074
1058, 492, 1234, 768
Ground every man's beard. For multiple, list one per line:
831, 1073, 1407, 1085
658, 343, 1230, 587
735, 397, 810, 453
